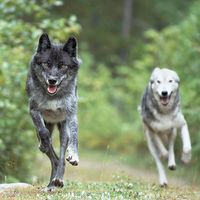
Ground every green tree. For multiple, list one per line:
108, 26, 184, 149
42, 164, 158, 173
53, 0, 195, 65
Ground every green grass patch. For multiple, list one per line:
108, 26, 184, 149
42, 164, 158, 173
1, 177, 200, 200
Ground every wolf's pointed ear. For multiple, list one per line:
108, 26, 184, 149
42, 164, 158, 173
150, 67, 160, 83
37, 33, 51, 52
63, 37, 77, 57
173, 71, 180, 83
152, 67, 160, 75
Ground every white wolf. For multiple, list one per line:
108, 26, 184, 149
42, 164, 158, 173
140, 67, 192, 186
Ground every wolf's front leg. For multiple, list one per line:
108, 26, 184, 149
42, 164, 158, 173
29, 103, 51, 153
180, 122, 192, 164
66, 116, 79, 166
168, 128, 177, 170
44, 123, 59, 192
144, 126, 167, 186
30, 103, 59, 191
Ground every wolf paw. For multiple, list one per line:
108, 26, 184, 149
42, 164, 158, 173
168, 165, 176, 171
181, 149, 192, 164
159, 176, 168, 187
160, 182, 168, 187
42, 185, 57, 192
66, 151, 79, 166
51, 178, 64, 188
39, 140, 50, 153
39, 129, 51, 153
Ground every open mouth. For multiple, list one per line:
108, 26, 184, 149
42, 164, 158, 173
47, 85, 58, 95
46, 78, 63, 95
159, 93, 172, 106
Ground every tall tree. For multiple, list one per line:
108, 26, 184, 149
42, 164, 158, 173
122, 0, 133, 38
121, 0, 134, 62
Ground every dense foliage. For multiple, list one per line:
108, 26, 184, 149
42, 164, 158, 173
54, 0, 195, 64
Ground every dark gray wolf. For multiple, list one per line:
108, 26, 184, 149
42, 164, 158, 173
26, 33, 81, 191
139, 67, 192, 186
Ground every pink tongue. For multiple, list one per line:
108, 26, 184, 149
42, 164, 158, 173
47, 86, 57, 94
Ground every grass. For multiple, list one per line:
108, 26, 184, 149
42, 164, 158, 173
1, 177, 200, 200
1, 149, 200, 199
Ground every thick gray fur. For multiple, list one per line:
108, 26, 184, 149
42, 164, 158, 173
26, 33, 80, 191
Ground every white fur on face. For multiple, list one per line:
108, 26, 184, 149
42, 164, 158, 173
150, 68, 180, 106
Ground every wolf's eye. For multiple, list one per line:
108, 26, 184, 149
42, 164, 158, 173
61, 65, 66, 68
42, 62, 49, 68
169, 80, 173, 83
59, 62, 67, 69
157, 80, 161, 84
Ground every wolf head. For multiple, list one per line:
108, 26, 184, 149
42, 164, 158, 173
31, 33, 81, 96
149, 67, 180, 107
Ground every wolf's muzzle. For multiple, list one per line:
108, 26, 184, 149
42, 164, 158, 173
46, 78, 59, 95
161, 91, 168, 97
47, 79, 58, 86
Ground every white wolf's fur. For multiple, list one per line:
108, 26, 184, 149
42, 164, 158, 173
140, 67, 192, 186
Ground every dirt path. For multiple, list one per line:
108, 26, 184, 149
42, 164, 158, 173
1, 154, 199, 200
66, 159, 189, 186
36, 153, 191, 187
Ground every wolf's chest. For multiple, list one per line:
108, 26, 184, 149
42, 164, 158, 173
150, 110, 185, 132
40, 99, 66, 123
157, 115, 174, 128
42, 99, 65, 111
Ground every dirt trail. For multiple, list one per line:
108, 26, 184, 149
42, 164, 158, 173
35, 152, 193, 187
0, 154, 198, 199
66, 159, 189, 186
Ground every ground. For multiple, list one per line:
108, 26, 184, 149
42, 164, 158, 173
0, 150, 199, 200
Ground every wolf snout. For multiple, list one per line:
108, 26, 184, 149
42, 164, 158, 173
46, 78, 59, 94
47, 79, 58, 86
161, 91, 168, 97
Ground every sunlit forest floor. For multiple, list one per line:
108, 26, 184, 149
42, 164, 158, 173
1, 149, 200, 199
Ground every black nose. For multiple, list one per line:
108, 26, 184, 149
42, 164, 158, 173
162, 91, 168, 96
48, 79, 57, 85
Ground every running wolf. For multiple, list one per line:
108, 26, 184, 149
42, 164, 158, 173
26, 33, 81, 191
139, 67, 192, 186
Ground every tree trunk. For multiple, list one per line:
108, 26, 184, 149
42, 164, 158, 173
121, 0, 133, 62
122, 0, 133, 38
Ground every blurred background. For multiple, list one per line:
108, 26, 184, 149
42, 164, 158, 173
0, 0, 200, 185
